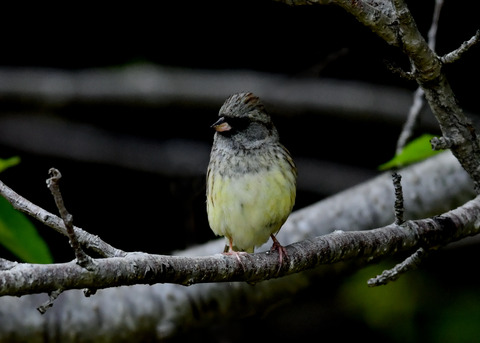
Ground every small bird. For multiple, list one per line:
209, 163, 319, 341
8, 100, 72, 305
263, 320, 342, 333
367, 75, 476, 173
206, 92, 297, 265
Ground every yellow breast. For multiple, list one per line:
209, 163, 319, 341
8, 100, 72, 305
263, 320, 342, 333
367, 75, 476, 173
206, 161, 296, 252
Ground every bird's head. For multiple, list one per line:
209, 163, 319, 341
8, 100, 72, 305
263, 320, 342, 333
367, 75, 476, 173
211, 92, 276, 144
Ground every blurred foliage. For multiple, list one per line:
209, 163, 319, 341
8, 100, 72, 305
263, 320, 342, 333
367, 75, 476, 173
339, 263, 423, 342
0, 156, 20, 173
337, 260, 480, 343
0, 157, 53, 264
379, 134, 444, 171
429, 291, 480, 343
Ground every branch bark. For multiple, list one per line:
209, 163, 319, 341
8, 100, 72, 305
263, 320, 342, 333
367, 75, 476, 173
46, 168, 93, 269
0, 178, 126, 259
0, 151, 475, 297
391, 0, 480, 192
1, 193, 479, 297
277, 0, 480, 191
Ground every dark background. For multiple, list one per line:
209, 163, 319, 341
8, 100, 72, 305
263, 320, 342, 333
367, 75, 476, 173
0, 1, 479, 342
0, 0, 478, 257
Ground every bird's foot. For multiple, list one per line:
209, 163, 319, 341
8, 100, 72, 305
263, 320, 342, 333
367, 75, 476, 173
270, 234, 288, 271
223, 249, 248, 271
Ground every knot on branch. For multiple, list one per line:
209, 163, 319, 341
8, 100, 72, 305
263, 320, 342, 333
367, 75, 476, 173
37, 289, 63, 314
384, 60, 415, 81
430, 136, 458, 150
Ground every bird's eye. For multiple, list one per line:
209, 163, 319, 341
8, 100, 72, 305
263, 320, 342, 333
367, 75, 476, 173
227, 117, 250, 131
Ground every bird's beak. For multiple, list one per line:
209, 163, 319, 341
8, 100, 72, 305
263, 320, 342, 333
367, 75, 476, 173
211, 117, 232, 132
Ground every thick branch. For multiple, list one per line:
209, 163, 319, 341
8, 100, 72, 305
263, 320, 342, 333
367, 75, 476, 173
395, 0, 442, 152
0, 150, 475, 297
1, 193, 479, 297
0, 67, 438, 127
0, 151, 471, 267
0, 151, 475, 339
278, 0, 480, 191
390, 0, 480, 193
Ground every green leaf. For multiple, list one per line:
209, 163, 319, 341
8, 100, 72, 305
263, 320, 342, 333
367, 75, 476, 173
0, 193, 53, 264
0, 156, 21, 173
379, 134, 444, 171
0, 155, 53, 263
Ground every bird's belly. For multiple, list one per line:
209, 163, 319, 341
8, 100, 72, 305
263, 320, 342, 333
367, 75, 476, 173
207, 167, 295, 251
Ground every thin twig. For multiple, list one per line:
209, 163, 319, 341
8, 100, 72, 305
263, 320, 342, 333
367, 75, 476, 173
0, 178, 125, 258
441, 30, 480, 64
427, 0, 444, 51
392, 172, 405, 225
37, 289, 63, 314
46, 168, 94, 270
383, 60, 415, 81
367, 247, 426, 286
396, 88, 425, 153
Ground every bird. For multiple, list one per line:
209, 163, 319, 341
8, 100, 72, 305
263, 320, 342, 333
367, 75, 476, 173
206, 92, 297, 266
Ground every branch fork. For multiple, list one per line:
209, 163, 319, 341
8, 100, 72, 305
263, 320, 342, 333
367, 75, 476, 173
369, 172, 426, 286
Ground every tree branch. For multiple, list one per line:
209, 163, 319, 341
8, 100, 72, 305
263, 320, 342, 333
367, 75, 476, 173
0, 162, 478, 297
0, 195, 479, 296
0, 151, 475, 339
0, 179, 126, 259
390, 0, 480, 192
277, 0, 480, 192
0, 67, 439, 127
392, 172, 404, 225
395, 87, 425, 153
395, 0, 443, 153
367, 247, 426, 286
1, 150, 472, 266
46, 168, 94, 270
441, 29, 480, 64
